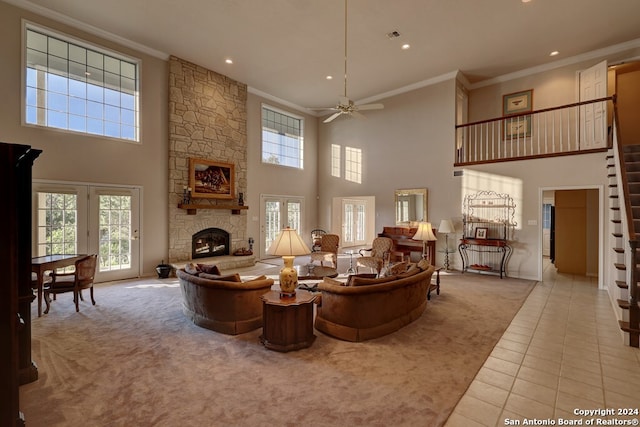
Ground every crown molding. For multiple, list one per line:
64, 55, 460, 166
248, 87, 319, 117
469, 37, 640, 90
3, 0, 169, 60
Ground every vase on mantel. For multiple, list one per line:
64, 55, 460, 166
238, 192, 244, 206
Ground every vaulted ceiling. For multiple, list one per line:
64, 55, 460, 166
9, 0, 640, 113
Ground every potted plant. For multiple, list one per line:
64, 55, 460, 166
155, 260, 173, 278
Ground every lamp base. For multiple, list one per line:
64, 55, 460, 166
279, 256, 298, 297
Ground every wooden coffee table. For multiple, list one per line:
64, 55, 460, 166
260, 290, 317, 352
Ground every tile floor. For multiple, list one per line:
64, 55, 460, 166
445, 260, 640, 427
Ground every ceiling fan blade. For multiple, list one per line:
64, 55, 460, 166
355, 103, 384, 111
323, 111, 343, 123
308, 107, 337, 111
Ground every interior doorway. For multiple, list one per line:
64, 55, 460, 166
539, 186, 603, 286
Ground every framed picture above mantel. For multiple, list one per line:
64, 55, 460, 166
189, 158, 235, 199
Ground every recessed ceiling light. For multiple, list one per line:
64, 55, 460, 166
225, 58, 233, 64
549, 51, 559, 56
326, 75, 333, 80
522, 0, 532, 3
401, 44, 410, 50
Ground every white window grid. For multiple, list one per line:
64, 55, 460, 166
262, 105, 304, 169
24, 23, 140, 142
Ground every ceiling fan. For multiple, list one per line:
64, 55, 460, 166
312, 0, 384, 123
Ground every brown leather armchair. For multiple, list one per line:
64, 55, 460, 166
44, 254, 97, 313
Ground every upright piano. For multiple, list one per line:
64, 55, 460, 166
379, 226, 436, 264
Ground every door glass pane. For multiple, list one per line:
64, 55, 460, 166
287, 201, 301, 232
36, 192, 78, 258
265, 200, 281, 252
98, 194, 132, 272
356, 204, 366, 242
344, 203, 354, 244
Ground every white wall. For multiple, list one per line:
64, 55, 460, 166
316, 58, 620, 280
0, 2, 169, 276
317, 79, 459, 262
246, 93, 319, 254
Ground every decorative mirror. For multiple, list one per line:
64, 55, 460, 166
395, 188, 428, 225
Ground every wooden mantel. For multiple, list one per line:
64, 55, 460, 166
177, 203, 248, 215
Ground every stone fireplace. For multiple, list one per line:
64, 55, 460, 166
167, 56, 248, 263
192, 228, 230, 259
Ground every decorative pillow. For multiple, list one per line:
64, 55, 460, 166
185, 263, 200, 275
197, 263, 221, 275
199, 272, 242, 282
385, 262, 408, 277
397, 265, 421, 278
345, 273, 377, 286
417, 258, 430, 271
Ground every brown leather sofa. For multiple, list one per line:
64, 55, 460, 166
315, 264, 435, 342
176, 268, 274, 335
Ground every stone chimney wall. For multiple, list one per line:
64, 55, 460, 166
168, 56, 248, 262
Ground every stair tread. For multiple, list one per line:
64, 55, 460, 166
615, 263, 627, 270
616, 280, 629, 289
613, 247, 625, 253
619, 320, 640, 334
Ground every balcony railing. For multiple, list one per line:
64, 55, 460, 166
455, 97, 613, 165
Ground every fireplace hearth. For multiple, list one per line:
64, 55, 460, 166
192, 228, 230, 259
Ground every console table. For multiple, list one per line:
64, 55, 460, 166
458, 238, 512, 279
260, 290, 317, 352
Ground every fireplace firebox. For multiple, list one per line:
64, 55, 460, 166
192, 228, 230, 259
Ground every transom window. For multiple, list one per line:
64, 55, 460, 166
262, 105, 304, 169
24, 23, 140, 141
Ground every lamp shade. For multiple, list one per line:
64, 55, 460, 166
437, 219, 455, 234
267, 227, 311, 256
412, 222, 437, 241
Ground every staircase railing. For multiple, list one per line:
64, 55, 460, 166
455, 97, 613, 165
612, 95, 640, 347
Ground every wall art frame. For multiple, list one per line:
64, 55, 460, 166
502, 89, 533, 116
474, 227, 488, 239
189, 158, 235, 199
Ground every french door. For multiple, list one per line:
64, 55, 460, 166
260, 195, 304, 259
341, 199, 367, 247
33, 181, 140, 282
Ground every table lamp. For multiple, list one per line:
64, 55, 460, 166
267, 227, 311, 297
437, 219, 455, 270
412, 222, 438, 264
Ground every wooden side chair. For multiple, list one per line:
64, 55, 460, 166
44, 254, 98, 313
357, 237, 393, 276
309, 234, 339, 268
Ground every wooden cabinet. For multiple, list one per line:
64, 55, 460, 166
259, 290, 316, 352
459, 191, 515, 278
0, 142, 41, 426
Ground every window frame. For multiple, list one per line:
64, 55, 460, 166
261, 104, 304, 169
22, 20, 141, 143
